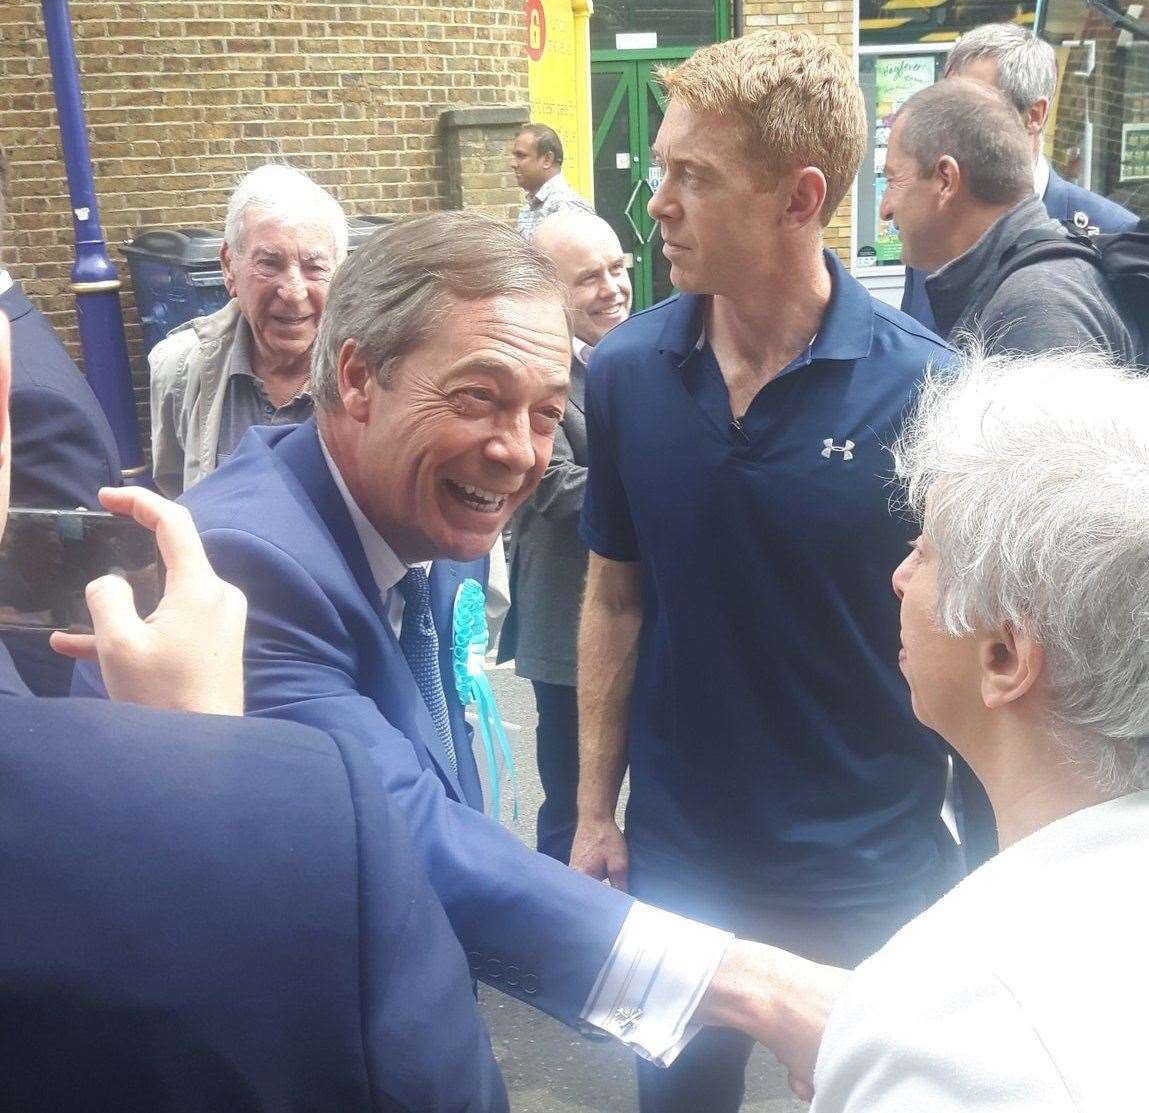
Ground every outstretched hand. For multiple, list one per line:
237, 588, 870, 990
694, 938, 849, 1102
52, 486, 247, 716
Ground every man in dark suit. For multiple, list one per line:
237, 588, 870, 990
0, 312, 507, 1111
900, 23, 1138, 331
500, 210, 631, 864
0, 147, 122, 694
74, 212, 842, 1083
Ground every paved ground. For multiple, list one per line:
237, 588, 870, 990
474, 661, 806, 1113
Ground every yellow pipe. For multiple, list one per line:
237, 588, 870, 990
572, 0, 595, 202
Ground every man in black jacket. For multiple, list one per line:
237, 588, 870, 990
881, 79, 1139, 359
899, 23, 1138, 329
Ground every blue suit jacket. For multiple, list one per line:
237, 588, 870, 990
2, 653, 507, 1111
900, 167, 1139, 331
0, 282, 122, 696
78, 419, 631, 1023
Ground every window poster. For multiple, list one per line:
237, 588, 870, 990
872, 55, 936, 264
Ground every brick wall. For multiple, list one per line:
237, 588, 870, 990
0, 1, 529, 421
739, 1, 856, 264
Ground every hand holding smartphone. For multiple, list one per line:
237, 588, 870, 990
0, 507, 162, 633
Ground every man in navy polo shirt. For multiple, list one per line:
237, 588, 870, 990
572, 31, 964, 1113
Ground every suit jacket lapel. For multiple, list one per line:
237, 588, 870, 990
568, 357, 587, 414
0, 643, 32, 698
275, 420, 389, 625
274, 420, 466, 799
0, 285, 34, 327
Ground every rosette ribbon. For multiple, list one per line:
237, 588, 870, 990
453, 578, 518, 823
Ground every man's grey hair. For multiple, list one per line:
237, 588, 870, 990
223, 163, 349, 260
943, 23, 1059, 114
893, 350, 1149, 794
896, 77, 1032, 205
311, 211, 568, 409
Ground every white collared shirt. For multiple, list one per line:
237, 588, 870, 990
317, 430, 732, 1064
0, 269, 13, 296
572, 336, 594, 368
1033, 155, 1050, 202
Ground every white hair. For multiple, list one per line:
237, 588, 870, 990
893, 350, 1149, 793
943, 23, 1059, 114
223, 163, 349, 261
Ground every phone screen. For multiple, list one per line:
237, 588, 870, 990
0, 508, 163, 633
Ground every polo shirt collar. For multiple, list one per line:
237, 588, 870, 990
529, 172, 567, 207
656, 249, 874, 367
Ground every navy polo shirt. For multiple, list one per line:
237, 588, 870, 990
580, 251, 961, 908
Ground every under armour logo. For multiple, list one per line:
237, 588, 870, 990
822, 438, 855, 461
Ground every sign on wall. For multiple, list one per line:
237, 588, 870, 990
525, 0, 594, 201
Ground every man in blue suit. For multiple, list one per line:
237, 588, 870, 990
0, 313, 507, 1111
74, 212, 844, 1089
0, 148, 122, 695
900, 23, 1138, 331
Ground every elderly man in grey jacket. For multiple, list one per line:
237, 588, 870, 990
879, 78, 1140, 361
499, 209, 631, 863
149, 164, 348, 499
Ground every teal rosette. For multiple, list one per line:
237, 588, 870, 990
453, 578, 518, 823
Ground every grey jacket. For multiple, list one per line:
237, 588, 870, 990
149, 300, 246, 498
500, 359, 587, 687
926, 195, 1140, 362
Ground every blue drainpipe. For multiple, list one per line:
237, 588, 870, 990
41, 0, 150, 485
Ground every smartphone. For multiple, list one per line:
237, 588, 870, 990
0, 508, 163, 634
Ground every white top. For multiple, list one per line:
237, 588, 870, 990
0, 268, 12, 296
317, 431, 732, 1065
813, 791, 1149, 1111
1034, 155, 1051, 202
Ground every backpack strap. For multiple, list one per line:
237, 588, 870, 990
998, 221, 1103, 286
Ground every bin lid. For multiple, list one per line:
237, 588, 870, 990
347, 215, 392, 253
123, 216, 393, 264
121, 227, 224, 266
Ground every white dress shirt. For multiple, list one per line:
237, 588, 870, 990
1033, 155, 1050, 202
317, 431, 733, 1065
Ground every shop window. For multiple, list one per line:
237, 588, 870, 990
1041, 0, 1149, 219
591, 0, 719, 50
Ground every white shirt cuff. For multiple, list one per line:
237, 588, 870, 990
579, 899, 734, 1066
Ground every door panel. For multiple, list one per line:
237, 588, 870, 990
592, 53, 686, 309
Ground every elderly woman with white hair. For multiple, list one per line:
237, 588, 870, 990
776, 350, 1149, 1111
149, 163, 348, 499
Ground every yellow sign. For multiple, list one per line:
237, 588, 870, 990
526, 0, 594, 202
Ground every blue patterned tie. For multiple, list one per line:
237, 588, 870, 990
397, 566, 458, 774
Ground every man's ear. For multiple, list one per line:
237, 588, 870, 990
935, 155, 962, 205
980, 622, 1045, 711
220, 242, 238, 300
785, 166, 829, 229
336, 338, 373, 422
1023, 96, 1050, 137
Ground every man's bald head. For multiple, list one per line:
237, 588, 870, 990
532, 211, 632, 348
